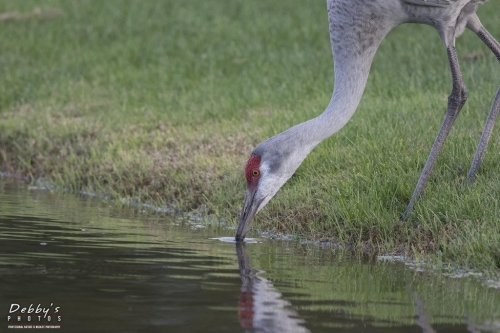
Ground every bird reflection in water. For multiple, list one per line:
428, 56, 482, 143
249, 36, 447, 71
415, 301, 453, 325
235, 243, 311, 333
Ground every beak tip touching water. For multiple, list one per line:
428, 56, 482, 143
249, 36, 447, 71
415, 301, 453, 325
235, 188, 259, 242
235, 213, 254, 242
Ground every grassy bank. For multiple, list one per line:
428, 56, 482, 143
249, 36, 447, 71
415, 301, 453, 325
1, 0, 499, 274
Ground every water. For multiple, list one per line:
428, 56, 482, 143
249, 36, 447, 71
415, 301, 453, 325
0, 180, 499, 333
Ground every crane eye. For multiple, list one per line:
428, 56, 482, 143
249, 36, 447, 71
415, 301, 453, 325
252, 169, 260, 177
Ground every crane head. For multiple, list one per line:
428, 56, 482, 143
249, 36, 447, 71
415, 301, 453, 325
235, 150, 293, 241
236, 154, 268, 241
235, 125, 316, 241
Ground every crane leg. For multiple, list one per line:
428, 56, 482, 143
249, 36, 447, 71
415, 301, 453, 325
466, 26, 500, 183
403, 46, 467, 219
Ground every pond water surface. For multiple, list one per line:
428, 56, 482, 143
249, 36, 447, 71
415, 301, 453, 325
0, 180, 499, 333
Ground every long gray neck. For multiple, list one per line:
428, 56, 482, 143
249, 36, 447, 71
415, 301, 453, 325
255, 0, 400, 178
283, 0, 398, 152
312, 51, 374, 143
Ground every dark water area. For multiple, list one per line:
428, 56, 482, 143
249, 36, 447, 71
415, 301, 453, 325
0, 180, 499, 333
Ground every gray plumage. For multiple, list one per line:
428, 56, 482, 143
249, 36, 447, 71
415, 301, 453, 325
236, 0, 500, 240
403, 0, 459, 8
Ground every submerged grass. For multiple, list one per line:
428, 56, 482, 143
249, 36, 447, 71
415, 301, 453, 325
1, 0, 499, 274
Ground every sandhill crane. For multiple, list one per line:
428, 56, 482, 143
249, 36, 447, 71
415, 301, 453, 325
235, 0, 500, 241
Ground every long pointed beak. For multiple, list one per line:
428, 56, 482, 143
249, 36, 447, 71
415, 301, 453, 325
235, 188, 260, 241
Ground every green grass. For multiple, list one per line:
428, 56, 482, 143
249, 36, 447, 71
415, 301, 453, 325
1, 0, 499, 275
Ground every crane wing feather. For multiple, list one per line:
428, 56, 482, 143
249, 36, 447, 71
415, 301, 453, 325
402, 0, 459, 7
